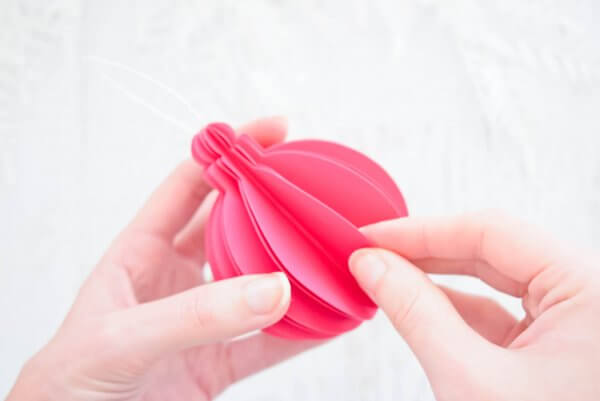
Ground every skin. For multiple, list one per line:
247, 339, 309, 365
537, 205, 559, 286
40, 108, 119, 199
8, 119, 599, 400
7, 117, 318, 401
349, 211, 600, 401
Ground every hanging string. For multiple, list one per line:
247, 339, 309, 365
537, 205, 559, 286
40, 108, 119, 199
88, 55, 202, 134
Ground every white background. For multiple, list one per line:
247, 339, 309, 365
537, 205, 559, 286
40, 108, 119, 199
1, 1, 600, 400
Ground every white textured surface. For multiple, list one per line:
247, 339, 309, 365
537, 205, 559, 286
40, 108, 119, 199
1, 1, 600, 399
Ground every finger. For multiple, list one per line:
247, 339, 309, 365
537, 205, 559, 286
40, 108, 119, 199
173, 116, 288, 261
173, 190, 218, 263
505, 316, 533, 348
237, 115, 288, 146
126, 159, 211, 241
225, 333, 323, 382
413, 258, 525, 297
362, 211, 565, 294
112, 272, 291, 362
126, 116, 288, 243
186, 333, 323, 396
349, 248, 492, 378
439, 286, 519, 346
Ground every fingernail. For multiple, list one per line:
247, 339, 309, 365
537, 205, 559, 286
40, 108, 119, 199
244, 273, 290, 314
349, 250, 387, 293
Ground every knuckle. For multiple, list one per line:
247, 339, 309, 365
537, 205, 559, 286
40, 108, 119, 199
474, 208, 524, 235
471, 209, 509, 234
468, 209, 509, 259
390, 284, 424, 339
188, 293, 218, 330
219, 343, 238, 388
369, 263, 393, 301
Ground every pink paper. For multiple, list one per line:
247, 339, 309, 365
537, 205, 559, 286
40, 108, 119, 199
191, 122, 408, 339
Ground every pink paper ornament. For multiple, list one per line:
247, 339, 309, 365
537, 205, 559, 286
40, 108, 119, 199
191, 122, 408, 339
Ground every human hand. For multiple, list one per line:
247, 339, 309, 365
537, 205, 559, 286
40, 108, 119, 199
8, 117, 317, 401
349, 212, 600, 401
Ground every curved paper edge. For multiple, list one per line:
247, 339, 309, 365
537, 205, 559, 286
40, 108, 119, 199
267, 139, 407, 216
244, 163, 378, 287
259, 150, 403, 227
264, 318, 333, 340
218, 194, 321, 339
206, 195, 234, 280
221, 185, 359, 336
237, 169, 376, 320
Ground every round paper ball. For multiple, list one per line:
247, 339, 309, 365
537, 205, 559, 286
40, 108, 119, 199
191, 123, 408, 339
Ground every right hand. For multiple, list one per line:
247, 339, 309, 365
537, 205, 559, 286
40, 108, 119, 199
349, 211, 600, 401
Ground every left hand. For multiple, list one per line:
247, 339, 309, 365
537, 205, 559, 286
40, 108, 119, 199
8, 117, 317, 401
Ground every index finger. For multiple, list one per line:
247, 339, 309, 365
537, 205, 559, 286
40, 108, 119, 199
126, 116, 288, 242
361, 211, 565, 288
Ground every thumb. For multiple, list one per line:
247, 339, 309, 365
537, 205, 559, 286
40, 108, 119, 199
349, 248, 491, 374
108, 272, 290, 363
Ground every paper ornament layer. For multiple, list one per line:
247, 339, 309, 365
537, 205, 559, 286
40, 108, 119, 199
191, 123, 408, 339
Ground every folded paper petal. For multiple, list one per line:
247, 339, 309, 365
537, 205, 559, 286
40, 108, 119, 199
193, 123, 408, 339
